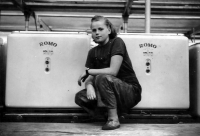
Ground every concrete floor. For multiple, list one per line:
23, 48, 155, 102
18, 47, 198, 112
0, 122, 200, 136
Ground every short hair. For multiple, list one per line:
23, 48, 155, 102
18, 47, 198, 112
91, 15, 117, 39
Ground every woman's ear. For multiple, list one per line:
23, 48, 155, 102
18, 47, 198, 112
108, 27, 111, 34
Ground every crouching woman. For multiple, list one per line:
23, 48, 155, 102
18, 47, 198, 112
75, 15, 142, 130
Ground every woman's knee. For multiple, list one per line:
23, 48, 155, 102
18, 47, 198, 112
95, 74, 114, 87
75, 91, 81, 105
74, 89, 86, 105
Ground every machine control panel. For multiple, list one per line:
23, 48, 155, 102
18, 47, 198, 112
146, 58, 151, 74
45, 57, 50, 73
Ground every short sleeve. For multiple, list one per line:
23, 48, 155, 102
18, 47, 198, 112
85, 48, 95, 68
110, 37, 126, 57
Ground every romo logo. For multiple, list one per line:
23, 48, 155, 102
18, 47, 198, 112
139, 43, 157, 48
39, 41, 57, 47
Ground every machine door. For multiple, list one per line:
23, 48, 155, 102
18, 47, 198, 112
5, 32, 90, 108
119, 34, 189, 109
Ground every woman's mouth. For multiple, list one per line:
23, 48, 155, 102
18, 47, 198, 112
96, 36, 101, 39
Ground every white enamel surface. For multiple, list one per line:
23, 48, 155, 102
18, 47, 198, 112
5, 33, 90, 108
119, 34, 189, 109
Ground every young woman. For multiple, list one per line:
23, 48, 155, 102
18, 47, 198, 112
75, 15, 142, 130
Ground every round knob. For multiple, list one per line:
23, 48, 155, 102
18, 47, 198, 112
45, 68, 50, 72
146, 62, 150, 66
45, 61, 49, 64
146, 69, 150, 73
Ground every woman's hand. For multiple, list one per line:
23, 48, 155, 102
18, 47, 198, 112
78, 71, 89, 86
86, 84, 96, 100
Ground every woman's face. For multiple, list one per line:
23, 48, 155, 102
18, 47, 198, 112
91, 20, 111, 45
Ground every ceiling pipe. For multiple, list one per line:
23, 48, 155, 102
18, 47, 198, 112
2, 12, 200, 20
11, 0, 29, 31
122, 0, 133, 33
145, 0, 151, 33
122, 16, 128, 33
11, 0, 37, 31
24, 11, 30, 31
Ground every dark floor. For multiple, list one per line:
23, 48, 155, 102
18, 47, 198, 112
0, 122, 200, 136
0, 108, 199, 136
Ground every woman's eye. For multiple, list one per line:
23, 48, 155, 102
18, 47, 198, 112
98, 28, 103, 31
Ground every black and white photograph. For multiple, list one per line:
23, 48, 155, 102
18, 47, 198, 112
0, 0, 200, 135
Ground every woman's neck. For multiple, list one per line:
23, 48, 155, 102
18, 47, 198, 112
99, 38, 110, 46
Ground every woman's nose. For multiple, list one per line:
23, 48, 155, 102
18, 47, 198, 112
96, 30, 99, 34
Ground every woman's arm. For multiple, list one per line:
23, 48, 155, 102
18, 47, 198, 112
85, 75, 94, 87
88, 55, 123, 76
85, 76, 96, 100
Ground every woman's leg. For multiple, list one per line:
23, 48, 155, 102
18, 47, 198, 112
94, 74, 141, 130
75, 89, 97, 117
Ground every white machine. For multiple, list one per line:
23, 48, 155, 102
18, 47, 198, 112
5, 32, 189, 110
5, 32, 90, 108
189, 43, 200, 117
119, 34, 189, 109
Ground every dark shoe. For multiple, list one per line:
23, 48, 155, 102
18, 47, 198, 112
102, 119, 120, 130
